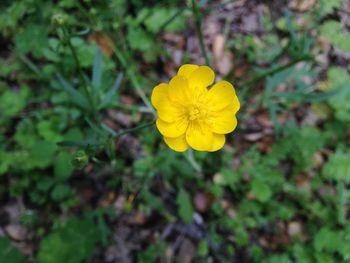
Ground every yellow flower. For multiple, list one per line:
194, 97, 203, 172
151, 64, 240, 152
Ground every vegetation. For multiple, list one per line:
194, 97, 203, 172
0, 0, 349, 262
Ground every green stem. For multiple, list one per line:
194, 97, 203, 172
192, 0, 210, 66
159, 7, 187, 32
240, 55, 313, 96
113, 120, 155, 138
184, 149, 202, 174
62, 25, 94, 111
114, 48, 155, 114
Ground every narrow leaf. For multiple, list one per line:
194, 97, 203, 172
57, 73, 90, 110
92, 47, 102, 97
99, 73, 123, 108
85, 117, 107, 137
176, 188, 194, 224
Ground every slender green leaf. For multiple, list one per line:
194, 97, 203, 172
57, 74, 90, 110
85, 117, 107, 137
99, 73, 123, 108
176, 188, 193, 224
92, 47, 102, 97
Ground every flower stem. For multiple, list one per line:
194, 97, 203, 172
192, 0, 210, 66
114, 48, 155, 115
112, 120, 155, 138
240, 54, 313, 97
184, 149, 202, 174
61, 25, 95, 112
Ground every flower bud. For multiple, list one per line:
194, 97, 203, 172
72, 150, 89, 169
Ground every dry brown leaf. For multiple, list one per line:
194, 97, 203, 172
88, 32, 114, 56
4, 224, 26, 241
288, 221, 302, 236
213, 34, 233, 75
288, 0, 317, 12
296, 174, 311, 192
194, 191, 214, 213
127, 212, 146, 225
178, 238, 195, 263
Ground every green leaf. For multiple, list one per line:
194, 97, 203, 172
251, 179, 272, 202
38, 218, 101, 263
54, 152, 74, 179
176, 188, 194, 224
0, 85, 29, 120
0, 237, 26, 263
197, 240, 209, 257
57, 74, 90, 111
15, 24, 48, 57
127, 27, 154, 52
323, 149, 350, 183
37, 120, 63, 143
51, 184, 72, 201
314, 227, 343, 253
29, 141, 57, 169
326, 67, 350, 121
319, 0, 343, 16
320, 21, 350, 52
91, 47, 102, 98
142, 7, 185, 33
99, 73, 123, 109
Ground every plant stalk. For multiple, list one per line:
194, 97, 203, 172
192, 0, 210, 66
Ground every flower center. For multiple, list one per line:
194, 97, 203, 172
189, 106, 200, 121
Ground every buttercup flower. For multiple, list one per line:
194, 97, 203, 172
151, 64, 240, 152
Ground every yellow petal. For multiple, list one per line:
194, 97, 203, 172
207, 80, 239, 111
210, 106, 238, 134
156, 118, 188, 138
186, 123, 213, 151
188, 66, 215, 90
210, 133, 225, 152
168, 75, 190, 103
156, 99, 185, 122
164, 135, 189, 152
151, 83, 168, 109
177, 64, 199, 79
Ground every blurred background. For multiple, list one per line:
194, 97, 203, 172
0, 0, 350, 262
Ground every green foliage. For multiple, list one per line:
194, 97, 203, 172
326, 67, 350, 122
319, 0, 344, 17
141, 7, 185, 33
0, 0, 349, 262
137, 240, 166, 263
15, 25, 49, 57
0, 237, 26, 263
0, 85, 30, 122
251, 178, 272, 202
177, 188, 194, 224
271, 127, 325, 172
323, 148, 350, 183
320, 21, 350, 52
313, 226, 350, 260
37, 218, 101, 263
